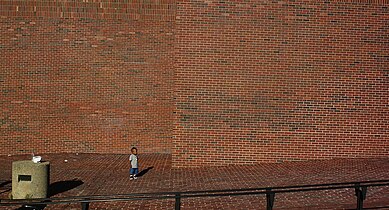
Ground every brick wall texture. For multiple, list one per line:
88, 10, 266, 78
0, 0, 175, 154
1, 0, 388, 167
173, 0, 389, 167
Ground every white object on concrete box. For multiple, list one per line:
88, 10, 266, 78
32, 156, 42, 163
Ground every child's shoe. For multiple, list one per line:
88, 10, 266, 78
130, 175, 134, 180
134, 176, 138, 180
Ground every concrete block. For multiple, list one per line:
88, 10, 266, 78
12, 160, 50, 199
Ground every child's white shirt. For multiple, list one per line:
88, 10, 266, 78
129, 154, 138, 168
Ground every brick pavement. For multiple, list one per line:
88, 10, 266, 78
0, 154, 388, 210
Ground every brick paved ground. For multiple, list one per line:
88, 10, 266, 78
0, 154, 388, 210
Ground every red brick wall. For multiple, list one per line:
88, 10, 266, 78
0, 0, 175, 155
1, 0, 388, 167
173, 0, 389, 167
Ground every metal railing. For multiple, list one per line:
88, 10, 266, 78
1, 180, 388, 210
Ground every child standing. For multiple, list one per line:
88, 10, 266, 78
129, 147, 139, 180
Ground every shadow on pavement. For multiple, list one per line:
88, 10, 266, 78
137, 167, 154, 177
357, 207, 389, 210
0, 180, 11, 195
16, 203, 47, 210
0, 180, 11, 188
49, 179, 83, 197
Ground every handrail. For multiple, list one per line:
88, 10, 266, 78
1, 179, 388, 210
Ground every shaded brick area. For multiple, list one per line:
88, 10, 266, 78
0, 154, 388, 209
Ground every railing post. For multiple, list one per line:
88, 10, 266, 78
81, 201, 89, 210
175, 193, 181, 210
355, 184, 367, 210
266, 188, 275, 210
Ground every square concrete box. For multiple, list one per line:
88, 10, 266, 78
12, 160, 50, 199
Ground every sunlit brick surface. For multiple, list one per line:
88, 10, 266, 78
0, 0, 388, 167
1, 154, 388, 209
173, 0, 389, 167
0, 0, 175, 155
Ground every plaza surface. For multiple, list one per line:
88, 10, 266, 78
0, 153, 388, 210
